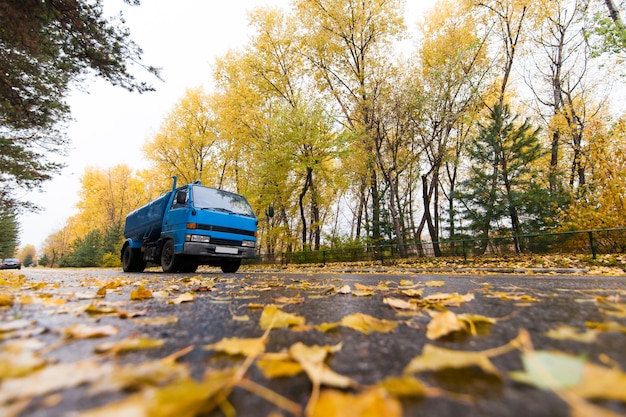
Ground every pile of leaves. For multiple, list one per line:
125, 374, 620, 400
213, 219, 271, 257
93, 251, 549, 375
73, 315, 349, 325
0, 267, 625, 417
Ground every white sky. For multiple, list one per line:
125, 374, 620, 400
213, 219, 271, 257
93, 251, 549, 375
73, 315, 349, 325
18, 0, 435, 250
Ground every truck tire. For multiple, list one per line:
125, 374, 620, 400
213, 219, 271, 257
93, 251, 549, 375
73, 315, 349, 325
161, 239, 181, 273
221, 259, 241, 273
122, 244, 146, 273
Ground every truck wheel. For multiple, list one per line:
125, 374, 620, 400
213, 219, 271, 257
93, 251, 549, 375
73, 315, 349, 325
122, 244, 146, 273
221, 259, 241, 273
161, 239, 180, 273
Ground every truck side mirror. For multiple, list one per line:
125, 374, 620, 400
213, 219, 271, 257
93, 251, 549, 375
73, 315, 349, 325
265, 206, 275, 218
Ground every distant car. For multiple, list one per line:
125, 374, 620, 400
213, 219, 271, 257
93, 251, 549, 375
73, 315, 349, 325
1, 258, 21, 270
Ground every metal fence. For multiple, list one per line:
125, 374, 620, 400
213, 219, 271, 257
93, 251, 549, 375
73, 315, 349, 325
245, 228, 626, 266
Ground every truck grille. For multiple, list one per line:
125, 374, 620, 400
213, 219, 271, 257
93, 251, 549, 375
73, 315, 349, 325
211, 238, 241, 246
196, 224, 255, 237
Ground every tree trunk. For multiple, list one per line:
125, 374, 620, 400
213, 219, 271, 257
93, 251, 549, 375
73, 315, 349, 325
422, 175, 442, 257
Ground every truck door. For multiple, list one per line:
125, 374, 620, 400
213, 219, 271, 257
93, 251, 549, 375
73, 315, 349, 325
163, 187, 190, 253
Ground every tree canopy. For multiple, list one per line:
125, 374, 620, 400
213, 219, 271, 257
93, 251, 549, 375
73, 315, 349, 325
39, 0, 626, 266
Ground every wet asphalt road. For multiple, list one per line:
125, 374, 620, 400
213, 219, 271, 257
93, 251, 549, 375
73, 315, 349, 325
3, 267, 626, 417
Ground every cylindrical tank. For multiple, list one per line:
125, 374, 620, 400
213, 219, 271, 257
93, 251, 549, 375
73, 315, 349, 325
123, 191, 172, 242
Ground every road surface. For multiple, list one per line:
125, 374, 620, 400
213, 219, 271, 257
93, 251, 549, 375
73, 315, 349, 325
1, 267, 625, 417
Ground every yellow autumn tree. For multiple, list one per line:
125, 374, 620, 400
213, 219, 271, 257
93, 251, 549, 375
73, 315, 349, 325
562, 115, 626, 230
142, 87, 227, 188
73, 164, 149, 237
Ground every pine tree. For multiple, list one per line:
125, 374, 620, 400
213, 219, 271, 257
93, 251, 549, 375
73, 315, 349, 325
459, 104, 553, 253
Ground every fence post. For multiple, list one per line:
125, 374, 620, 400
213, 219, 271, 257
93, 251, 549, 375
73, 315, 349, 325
462, 239, 467, 262
588, 231, 597, 259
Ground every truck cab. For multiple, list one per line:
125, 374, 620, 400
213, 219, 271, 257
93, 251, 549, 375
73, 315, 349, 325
121, 181, 258, 273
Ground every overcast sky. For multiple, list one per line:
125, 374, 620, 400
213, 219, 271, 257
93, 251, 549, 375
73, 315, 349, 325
19, 0, 435, 249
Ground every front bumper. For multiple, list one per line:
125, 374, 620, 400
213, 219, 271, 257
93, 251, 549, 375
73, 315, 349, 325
182, 242, 256, 259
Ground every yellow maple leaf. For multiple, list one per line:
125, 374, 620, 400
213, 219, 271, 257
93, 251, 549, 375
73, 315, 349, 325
260, 305, 306, 330
130, 285, 152, 300
63, 324, 119, 339
310, 388, 402, 417
289, 342, 353, 389
95, 336, 165, 354
204, 336, 266, 357
169, 292, 195, 304
405, 344, 502, 377
426, 310, 467, 340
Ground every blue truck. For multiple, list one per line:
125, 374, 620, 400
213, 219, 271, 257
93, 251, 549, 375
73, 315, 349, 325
121, 178, 259, 273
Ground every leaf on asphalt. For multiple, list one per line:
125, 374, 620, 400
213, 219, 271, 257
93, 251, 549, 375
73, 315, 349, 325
315, 313, 398, 334
84, 303, 118, 316
146, 368, 237, 417
0, 293, 14, 307
545, 325, 598, 343
341, 313, 398, 334
383, 296, 418, 311
63, 324, 119, 339
401, 288, 424, 297
426, 310, 467, 340
89, 359, 191, 395
337, 284, 351, 294
130, 285, 153, 300
0, 360, 113, 405
272, 295, 305, 305
404, 344, 502, 377
289, 342, 354, 389
510, 350, 585, 389
511, 350, 626, 402
0, 343, 47, 379
169, 292, 195, 304
426, 280, 445, 287
95, 336, 165, 354
260, 304, 306, 330
257, 353, 304, 378
133, 316, 179, 326
586, 320, 626, 333
310, 388, 402, 417
204, 336, 266, 357
80, 369, 238, 417
378, 375, 431, 398
485, 290, 538, 303
0, 319, 35, 333
414, 292, 475, 308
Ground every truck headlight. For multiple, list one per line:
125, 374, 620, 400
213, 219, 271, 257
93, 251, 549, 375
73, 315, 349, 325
241, 240, 255, 248
186, 234, 211, 243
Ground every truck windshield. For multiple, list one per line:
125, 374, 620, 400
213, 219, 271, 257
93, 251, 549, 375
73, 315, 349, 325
191, 186, 255, 217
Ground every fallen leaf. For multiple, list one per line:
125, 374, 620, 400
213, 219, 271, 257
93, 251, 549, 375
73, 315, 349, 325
401, 288, 424, 297
63, 324, 119, 339
257, 354, 304, 378
130, 285, 153, 300
204, 336, 266, 357
339, 313, 398, 334
426, 280, 445, 287
426, 310, 467, 340
169, 292, 195, 304
404, 344, 502, 377
289, 342, 354, 389
310, 388, 402, 417
337, 284, 351, 294
378, 375, 430, 398
315, 313, 398, 334
260, 305, 306, 330
545, 325, 598, 343
95, 336, 165, 354
133, 316, 179, 326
